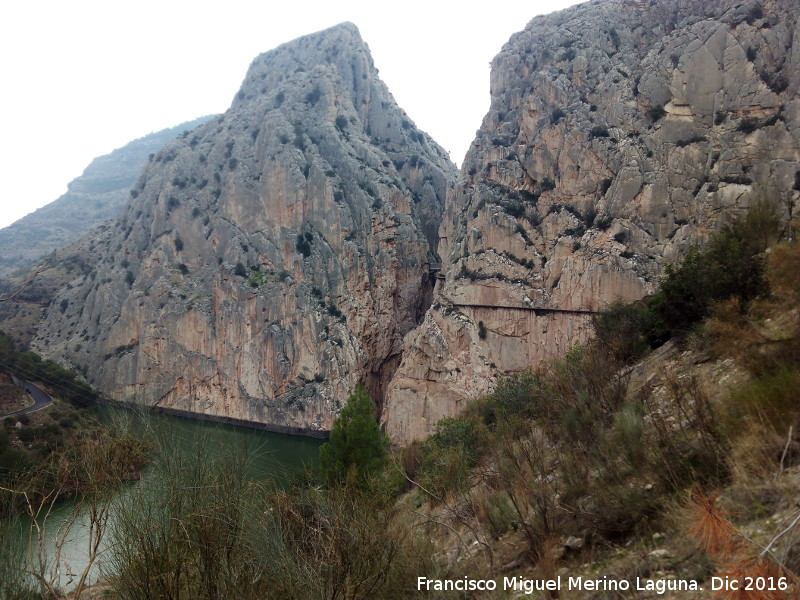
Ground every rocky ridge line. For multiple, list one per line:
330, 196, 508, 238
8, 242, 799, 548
0, 116, 215, 278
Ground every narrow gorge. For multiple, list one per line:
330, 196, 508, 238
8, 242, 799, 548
17, 0, 800, 441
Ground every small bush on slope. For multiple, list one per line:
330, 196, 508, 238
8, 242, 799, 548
594, 199, 781, 362
319, 384, 389, 486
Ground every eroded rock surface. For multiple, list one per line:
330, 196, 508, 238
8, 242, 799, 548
384, 0, 800, 443
33, 23, 456, 434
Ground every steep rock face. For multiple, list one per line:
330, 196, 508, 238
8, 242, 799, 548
0, 117, 214, 278
384, 0, 800, 443
33, 23, 456, 434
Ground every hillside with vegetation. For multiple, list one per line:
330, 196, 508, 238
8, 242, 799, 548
2, 205, 795, 600
390, 208, 799, 598
0, 0, 798, 597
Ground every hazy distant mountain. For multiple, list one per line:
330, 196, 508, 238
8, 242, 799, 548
0, 116, 215, 277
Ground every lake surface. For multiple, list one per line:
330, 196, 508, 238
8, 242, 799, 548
14, 406, 323, 592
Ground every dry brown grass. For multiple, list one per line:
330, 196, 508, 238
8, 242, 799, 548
729, 425, 786, 482
688, 492, 740, 557
688, 490, 800, 600
707, 240, 800, 377
766, 242, 800, 304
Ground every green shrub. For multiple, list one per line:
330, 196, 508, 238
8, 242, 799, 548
481, 372, 548, 424
305, 86, 321, 105
564, 225, 586, 237
592, 301, 653, 363
482, 491, 517, 538
675, 135, 707, 147
727, 367, 800, 433
326, 304, 344, 320
647, 104, 666, 121
721, 174, 753, 185
295, 235, 311, 258
319, 385, 388, 486
734, 196, 781, 253
418, 444, 473, 496
649, 227, 767, 337
504, 202, 524, 218
431, 417, 485, 464
1, 428, 11, 454
595, 203, 777, 352
595, 215, 613, 230
737, 118, 759, 133
17, 428, 34, 443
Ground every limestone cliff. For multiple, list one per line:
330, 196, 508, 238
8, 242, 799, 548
384, 0, 800, 443
32, 23, 456, 434
0, 117, 214, 278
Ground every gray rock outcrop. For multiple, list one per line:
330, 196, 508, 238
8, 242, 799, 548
32, 23, 457, 434
384, 0, 800, 443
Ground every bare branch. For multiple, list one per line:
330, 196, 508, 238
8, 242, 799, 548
0, 267, 42, 303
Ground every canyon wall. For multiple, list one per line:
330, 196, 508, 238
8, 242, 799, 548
384, 0, 800, 443
24, 1, 800, 441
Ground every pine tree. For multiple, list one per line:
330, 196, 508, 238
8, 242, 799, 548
319, 384, 388, 485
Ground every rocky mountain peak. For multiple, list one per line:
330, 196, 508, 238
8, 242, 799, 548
234, 22, 371, 106
31, 25, 457, 435
0, 117, 215, 279
231, 22, 411, 154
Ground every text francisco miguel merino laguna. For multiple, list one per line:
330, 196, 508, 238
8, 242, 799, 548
417, 574, 790, 595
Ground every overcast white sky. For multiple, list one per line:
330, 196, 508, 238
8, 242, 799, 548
0, 0, 581, 230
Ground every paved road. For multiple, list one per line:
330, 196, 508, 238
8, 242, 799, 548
0, 379, 53, 419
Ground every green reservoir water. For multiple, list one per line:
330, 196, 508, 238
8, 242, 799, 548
13, 407, 323, 592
